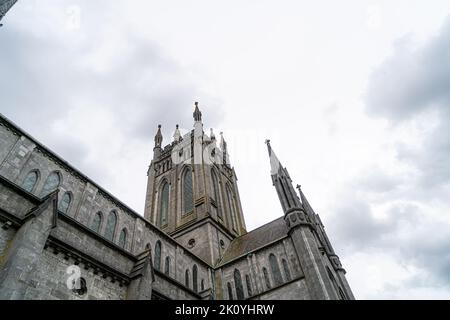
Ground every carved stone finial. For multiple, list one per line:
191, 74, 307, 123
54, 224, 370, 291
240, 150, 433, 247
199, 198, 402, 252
154, 125, 163, 148
193, 102, 202, 122
173, 124, 181, 142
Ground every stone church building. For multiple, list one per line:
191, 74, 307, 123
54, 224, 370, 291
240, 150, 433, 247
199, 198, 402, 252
0, 104, 354, 300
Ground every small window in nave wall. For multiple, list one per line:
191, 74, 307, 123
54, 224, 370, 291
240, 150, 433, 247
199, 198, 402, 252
91, 212, 102, 233
59, 192, 72, 214
185, 269, 190, 288
118, 228, 127, 248
227, 282, 234, 300
269, 254, 284, 286
193, 264, 198, 293
22, 170, 38, 193
41, 171, 61, 197
154, 241, 162, 271
263, 267, 271, 290
234, 269, 244, 300
104, 211, 117, 241
282, 259, 291, 282
165, 256, 170, 275
245, 274, 253, 297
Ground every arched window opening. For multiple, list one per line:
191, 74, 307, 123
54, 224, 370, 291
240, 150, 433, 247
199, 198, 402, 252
269, 254, 283, 286
104, 211, 117, 241
263, 267, 271, 290
245, 274, 253, 297
193, 264, 198, 293
201, 279, 205, 291
165, 256, 170, 275
154, 241, 162, 271
282, 259, 291, 282
226, 184, 238, 231
41, 172, 61, 197
227, 282, 234, 300
185, 269, 190, 288
22, 170, 38, 193
118, 228, 127, 248
91, 212, 102, 233
183, 168, 194, 214
59, 192, 72, 214
159, 182, 169, 227
234, 269, 244, 300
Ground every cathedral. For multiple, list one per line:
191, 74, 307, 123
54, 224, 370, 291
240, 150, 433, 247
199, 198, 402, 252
0, 104, 354, 300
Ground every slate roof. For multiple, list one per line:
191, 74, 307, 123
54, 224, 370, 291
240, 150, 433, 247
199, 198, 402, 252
217, 216, 288, 267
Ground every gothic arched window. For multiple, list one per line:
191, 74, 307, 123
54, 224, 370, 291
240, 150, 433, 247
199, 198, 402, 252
22, 170, 39, 193
245, 274, 253, 297
118, 228, 127, 248
183, 168, 194, 214
159, 182, 169, 227
59, 192, 72, 214
263, 267, 271, 290
193, 264, 198, 293
211, 170, 222, 218
269, 254, 283, 286
154, 241, 162, 271
41, 171, 61, 197
227, 282, 234, 300
234, 269, 244, 300
91, 212, 102, 233
201, 279, 205, 291
185, 269, 190, 288
282, 259, 291, 282
104, 211, 117, 241
165, 256, 170, 275
226, 184, 238, 231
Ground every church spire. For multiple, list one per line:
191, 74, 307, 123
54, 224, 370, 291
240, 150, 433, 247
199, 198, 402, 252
153, 124, 163, 159
154, 124, 163, 148
193, 101, 202, 122
265, 140, 302, 214
296, 184, 315, 217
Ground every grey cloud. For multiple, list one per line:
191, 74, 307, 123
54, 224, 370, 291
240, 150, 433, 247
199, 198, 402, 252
0, 8, 223, 171
355, 166, 401, 194
365, 17, 450, 121
364, 15, 450, 190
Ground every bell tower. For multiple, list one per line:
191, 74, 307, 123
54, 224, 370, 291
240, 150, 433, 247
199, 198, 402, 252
144, 102, 247, 265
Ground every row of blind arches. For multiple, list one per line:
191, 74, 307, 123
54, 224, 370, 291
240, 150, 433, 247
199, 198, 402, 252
227, 254, 292, 300
22, 170, 128, 249
152, 240, 205, 293
158, 167, 238, 231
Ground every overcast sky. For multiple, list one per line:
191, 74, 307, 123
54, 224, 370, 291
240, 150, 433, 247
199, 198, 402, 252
1, 0, 450, 299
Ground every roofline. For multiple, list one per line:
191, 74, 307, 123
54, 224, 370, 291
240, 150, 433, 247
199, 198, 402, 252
216, 235, 289, 268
